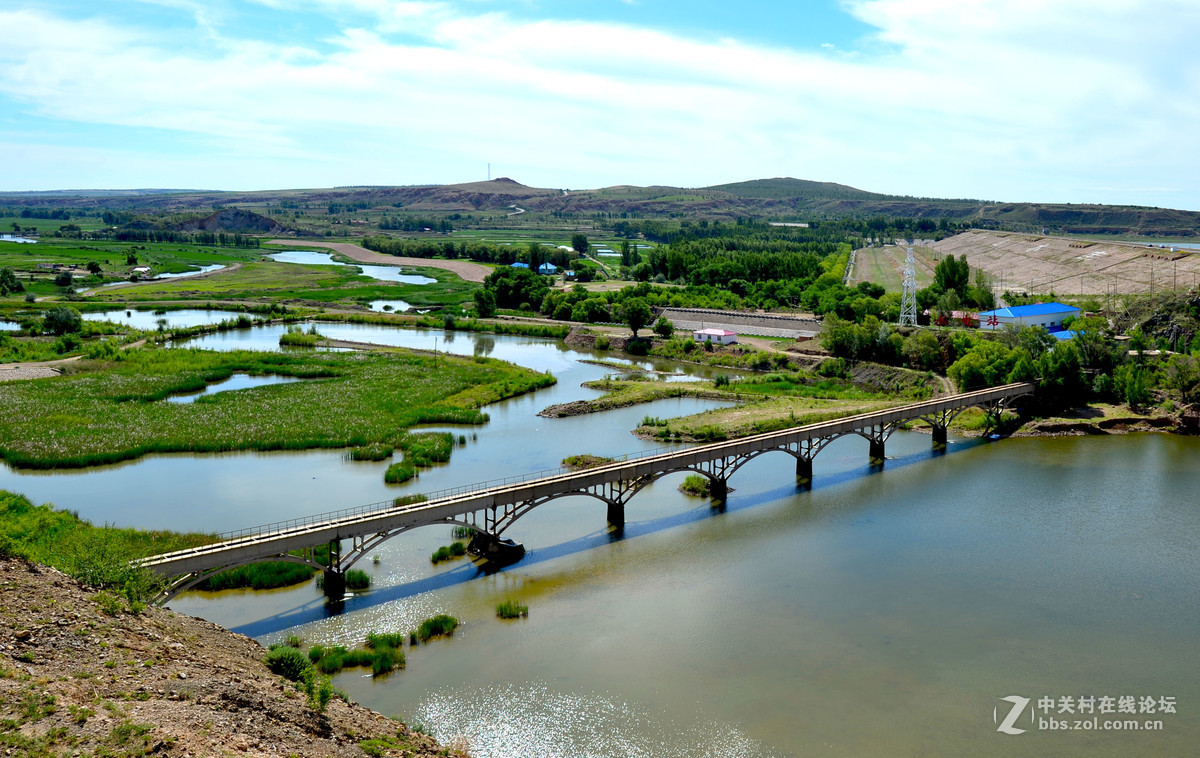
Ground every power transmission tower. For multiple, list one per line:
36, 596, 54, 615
899, 246, 918, 326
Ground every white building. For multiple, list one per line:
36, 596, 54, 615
976, 302, 1081, 332
692, 328, 738, 345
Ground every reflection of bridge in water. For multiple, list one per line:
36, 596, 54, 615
140, 383, 1033, 603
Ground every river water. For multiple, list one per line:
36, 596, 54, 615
2, 324, 1197, 756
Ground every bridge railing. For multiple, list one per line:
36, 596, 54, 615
216, 444, 682, 541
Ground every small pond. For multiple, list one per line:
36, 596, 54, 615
83, 309, 251, 330
265, 251, 436, 284
165, 373, 308, 404
368, 300, 412, 313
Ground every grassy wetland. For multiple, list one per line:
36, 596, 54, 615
0, 345, 554, 469
543, 365, 935, 443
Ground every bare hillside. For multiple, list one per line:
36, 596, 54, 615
930, 231, 1200, 295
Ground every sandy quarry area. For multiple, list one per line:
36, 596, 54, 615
929, 230, 1200, 296
268, 240, 491, 283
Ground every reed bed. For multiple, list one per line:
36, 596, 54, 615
0, 346, 554, 468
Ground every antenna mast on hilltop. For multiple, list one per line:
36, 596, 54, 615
899, 246, 918, 326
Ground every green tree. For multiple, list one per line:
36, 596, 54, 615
947, 340, 1018, 391
1162, 354, 1200, 404
571, 233, 589, 255
654, 316, 674, 338
621, 298, 652, 337
902, 330, 942, 371
0, 267, 23, 295
43, 306, 82, 336
87, 261, 102, 275
933, 254, 970, 294
54, 271, 73, 287
472, 287, 497, 318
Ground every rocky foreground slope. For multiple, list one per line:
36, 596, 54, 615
0, 556, 463, 757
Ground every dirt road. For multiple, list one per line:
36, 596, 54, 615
268, 240, 491, 283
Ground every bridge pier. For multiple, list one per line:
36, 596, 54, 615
932, 425, 948, 447
795, 457, 813, 490
709, 478, 728, 507
869, 439, 886, 465
322, 569, 346, 600
607, 501, 625, 532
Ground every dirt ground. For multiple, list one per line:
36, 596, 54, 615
0, 557, 465, 757
930, 230, 1200, 296
268, 240, 491, 283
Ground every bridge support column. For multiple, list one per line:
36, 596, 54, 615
869, 439, 885, 466
607, 501, 625, 532
932, 425, 947, 447
322, 569, 346, 600
795, 457, 813, 490
709, 478, 728, 507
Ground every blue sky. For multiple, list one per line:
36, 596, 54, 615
2, 0, 1199, 209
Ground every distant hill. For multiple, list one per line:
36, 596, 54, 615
175, 208, 288, 234
2, 178, 1199, 236
702, 177, 884, 201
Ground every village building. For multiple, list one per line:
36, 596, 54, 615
976, 302, 1081, 332
692, 328, 738, 345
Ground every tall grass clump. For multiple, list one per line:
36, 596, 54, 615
279, 324, 323, 347
393, 494, 428, 507
265, 644, 312, 681
345, 568, 371, 590
430, 542, 466, 564
495, 600, 529, 619
679, 474, 711, 497
350, 443, 393, 462
413, 614, 458, 643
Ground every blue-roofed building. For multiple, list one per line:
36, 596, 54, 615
510, 262, 530, 269
977, 302, 1081, 332
537, 262, 558, 275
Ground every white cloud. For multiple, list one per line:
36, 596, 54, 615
0, 1, 1198, 206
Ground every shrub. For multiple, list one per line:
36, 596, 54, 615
594, 334, 610, 351
345, 569, 371, 590
265, 645, 312, 682
431, 542, 466, 564
496, 599, 529, 619
679, 474, 710, 497
713, 374, 730, 388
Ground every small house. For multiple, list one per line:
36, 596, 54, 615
509, 262, 530, 269
976, 302, 1081, 332
692, 328, 738, 345
537, 262, 558, 275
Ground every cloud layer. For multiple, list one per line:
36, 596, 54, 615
1, 0, 1198, 207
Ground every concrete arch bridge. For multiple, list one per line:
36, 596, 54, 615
139, 383, 1032, 603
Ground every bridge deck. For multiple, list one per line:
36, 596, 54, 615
139, 383, 1032, 579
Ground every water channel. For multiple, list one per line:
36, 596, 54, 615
1, 322, 1197, 756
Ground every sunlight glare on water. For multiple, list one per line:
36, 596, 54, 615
417, 683, 780, 758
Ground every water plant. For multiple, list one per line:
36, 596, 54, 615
345, 569, 371, 591
430, 542, 466, 564
679, 474, 711, 497
413, 614, 458, 643
495, 599, 529, 619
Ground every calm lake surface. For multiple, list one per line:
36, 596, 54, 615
2, 325, 1196, 756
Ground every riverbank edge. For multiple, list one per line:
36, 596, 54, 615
0, 555, 465, 757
